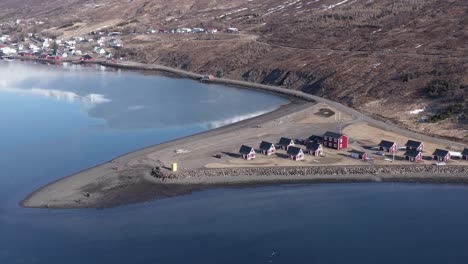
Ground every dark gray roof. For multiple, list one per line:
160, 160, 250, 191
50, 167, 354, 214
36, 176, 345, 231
259, 141, 274, 150
404, 150, 421, 157
308, 135, 323, 142
405, 140, 423, 148
350, 150, 366, 155
279, 137, 294, 146
306, 142, 321, 151
432, 149, 449, 157
287, 146, 303, 156
323, 131, 344, 139
379, 140, 396, 148
239, 145, 254, 155
462, 148, 468, 155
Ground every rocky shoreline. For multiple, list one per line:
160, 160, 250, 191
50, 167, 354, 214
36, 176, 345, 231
152, 165, 468, 184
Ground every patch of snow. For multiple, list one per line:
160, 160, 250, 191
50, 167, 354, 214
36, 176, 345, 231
409, 108, 425, 114
324, 0, 351, 10
415, 44, 423, 49
175, 149, 191, 154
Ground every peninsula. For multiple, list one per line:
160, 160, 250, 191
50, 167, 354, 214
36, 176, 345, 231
20, 59, 468, 209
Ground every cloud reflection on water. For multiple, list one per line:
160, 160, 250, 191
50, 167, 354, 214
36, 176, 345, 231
0, 61, 288, 130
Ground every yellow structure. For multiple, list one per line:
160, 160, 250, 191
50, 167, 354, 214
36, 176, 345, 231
171, 163, 178, 172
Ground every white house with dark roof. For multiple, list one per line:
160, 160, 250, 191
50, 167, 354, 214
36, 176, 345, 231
239, 145, 256, 160
378, 140, 397, 153
404, 150, 423, 162
405, 140, 424, 152
432, 149, 450, 162
259, 141, 276, 155
306, 142, 323, 156
287, 146, 304, 161
278, 137, 295, 150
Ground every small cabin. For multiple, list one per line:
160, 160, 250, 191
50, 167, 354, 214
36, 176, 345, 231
259, 141, 276, 155
405, 140, 424, 152
462, 148, 468, 161
306, 142, 323, 156
323, 131, 348, 150
278, 137, 295, 150
404, 150, 423, 162
378, 140, 397, 153
432, 149, 450, 162
287, 146, 304, 161
350, 150, 367, 160
239, 145, 256, 160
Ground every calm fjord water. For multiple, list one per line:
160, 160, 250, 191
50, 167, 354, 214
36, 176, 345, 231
1, 60, 468, 263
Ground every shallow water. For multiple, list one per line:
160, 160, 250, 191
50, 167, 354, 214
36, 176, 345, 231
1, 60, 468, 263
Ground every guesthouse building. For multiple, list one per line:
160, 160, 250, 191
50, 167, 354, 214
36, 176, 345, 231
378, 140, 397, 153
239, 145, 256, 160
404, 150, 423, 162
278, 137, 295, 150
287, 146, 304, 161
306, 142, 323, 156
405, 140, 424, 152
323, 131, 348, 150
259, 141, 276, 155
432, 149, 450, 162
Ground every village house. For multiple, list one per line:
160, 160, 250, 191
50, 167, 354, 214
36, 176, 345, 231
323, 131, 348, 150
432, 149, 450, 162
462, 148, 468, 161
259, 141, 276, 155
306, 142, 323, 156
278, 137, 295, 150
350, 150, 367, 160
405, 140, 424, 152
287, 146, 304, 161
404, 150, 423, 162
239, 145, 256, 160
378, 140, 397, 153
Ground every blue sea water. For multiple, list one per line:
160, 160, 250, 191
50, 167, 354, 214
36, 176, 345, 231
1, 60, 468, 263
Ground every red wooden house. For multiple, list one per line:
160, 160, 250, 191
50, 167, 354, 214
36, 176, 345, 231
404, 150, 423, 162
278, 137, 295, 150
432, 149, 450, 162
259, 141, 276, 155
287, 146, 304, 161
306, 142, 323, 156
239, 145, 256, 160
462, 148, 468, 161
350, 150, 367, 160
323, 131, 348, 150
378, 140, 397, 153
405, 140, 424, 152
